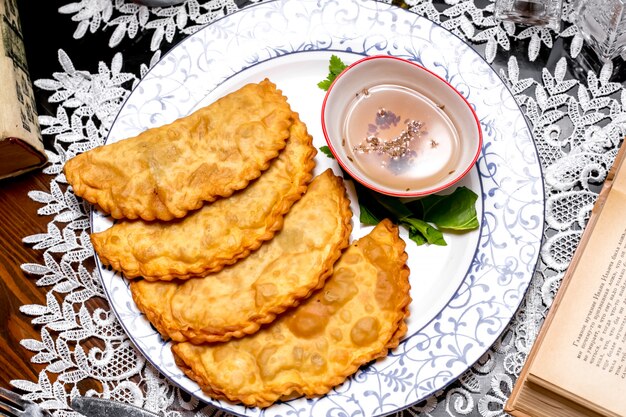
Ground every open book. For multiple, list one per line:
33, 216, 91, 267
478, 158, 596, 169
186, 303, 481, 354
505, 144, 626, 417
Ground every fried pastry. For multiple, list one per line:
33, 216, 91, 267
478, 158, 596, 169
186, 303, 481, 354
65, 79, 294, 221
130, 169, 352, 343
172, 219, 411, 408
90, 115, 316, 281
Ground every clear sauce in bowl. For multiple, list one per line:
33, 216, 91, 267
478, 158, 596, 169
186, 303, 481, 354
342, 84, 460, 191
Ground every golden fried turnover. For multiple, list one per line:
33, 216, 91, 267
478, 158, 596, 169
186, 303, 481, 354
172, 219, 411, 408
90, 115, 316, 281
130, 169, 352, 343
65, 79, 293, 221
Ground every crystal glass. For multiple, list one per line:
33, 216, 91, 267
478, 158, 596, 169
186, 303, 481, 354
494, 0, 563, 30
573, 0, 626, 61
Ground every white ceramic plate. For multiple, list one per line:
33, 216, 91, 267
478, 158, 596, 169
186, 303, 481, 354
91, 1, 545, 416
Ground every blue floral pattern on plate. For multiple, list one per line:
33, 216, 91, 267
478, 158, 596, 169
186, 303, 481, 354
91, 1, 544, 416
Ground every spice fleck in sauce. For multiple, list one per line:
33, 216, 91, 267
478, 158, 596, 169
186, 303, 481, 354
343, 84, 460, 191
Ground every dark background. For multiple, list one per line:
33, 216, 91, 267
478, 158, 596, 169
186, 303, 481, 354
17, 1, 111, 117
17, 0, 622, 159
15, 0, 256, 145
16, 0, 625, 122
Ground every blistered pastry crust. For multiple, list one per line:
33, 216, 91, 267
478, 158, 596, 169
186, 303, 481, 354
130, 169, 353, 343
171, 219, 411, 408
90, 115, 316, 280
65, 79, 292, 221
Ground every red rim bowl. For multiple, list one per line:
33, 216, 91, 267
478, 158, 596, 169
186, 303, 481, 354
321, 55, 482, 197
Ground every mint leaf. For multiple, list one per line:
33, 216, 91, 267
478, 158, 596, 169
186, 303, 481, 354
318, 55, 349, 91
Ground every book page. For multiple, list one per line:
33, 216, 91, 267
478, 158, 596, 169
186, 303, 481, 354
529, 173, 626, 416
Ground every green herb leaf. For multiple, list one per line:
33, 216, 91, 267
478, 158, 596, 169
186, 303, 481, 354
368, 191, 413, 220
319, 145, 335, 159
359, 203, 380, 226
317, 55, 349, 91
355, 183, 385, 225
317, 79, 333, 91
355, 184, 447, 245
406, 226, 427, 246
354, 181, 480, 247
401, 217, 446, 246
349, 170, 479, 246
329, 55, 348, 76
419, 186, 480, 230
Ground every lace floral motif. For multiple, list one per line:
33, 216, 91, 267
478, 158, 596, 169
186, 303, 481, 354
58, 0, 247, 48
403, 0, 581, 63
55, 0, 587, 64
13, 1, 626, 416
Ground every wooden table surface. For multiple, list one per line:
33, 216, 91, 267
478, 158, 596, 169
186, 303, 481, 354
1, 171, 58, 388
1, 170, 108, 394
1, 0, 54, 389
0, 0, 111, 393
0, 0, 209, 397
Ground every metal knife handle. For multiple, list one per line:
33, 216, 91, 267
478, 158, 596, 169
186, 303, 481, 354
71, 396, 160, 417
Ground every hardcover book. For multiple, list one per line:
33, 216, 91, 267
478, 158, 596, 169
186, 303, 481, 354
505, 143, 626, 417
0, 0, 46, 180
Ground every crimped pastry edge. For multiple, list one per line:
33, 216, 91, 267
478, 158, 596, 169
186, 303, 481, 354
129, 169, 353, 344
156, 170, 353, 344
172, 219, 412, 408
180, 170, 353, 344
91, 113, 317, 281
66, 79, 292, 222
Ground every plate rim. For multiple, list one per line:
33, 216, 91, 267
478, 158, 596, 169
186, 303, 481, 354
90, 0, 546, 415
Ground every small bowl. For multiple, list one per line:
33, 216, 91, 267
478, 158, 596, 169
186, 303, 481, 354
321, 55, 482, 197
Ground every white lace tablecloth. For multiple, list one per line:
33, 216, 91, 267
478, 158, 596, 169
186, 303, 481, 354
13, 0, 626, 416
